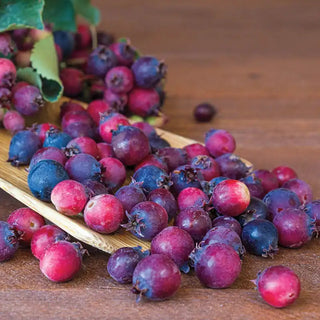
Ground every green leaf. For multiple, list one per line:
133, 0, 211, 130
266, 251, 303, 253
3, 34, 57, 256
71, 0, 100, 25
43, 0, 76, 32
0, 0, 44, 32
30, 35, 63, 102
17, 67, 42, 88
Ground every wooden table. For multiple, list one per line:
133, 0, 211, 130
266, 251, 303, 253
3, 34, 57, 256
1, 1, 320, 319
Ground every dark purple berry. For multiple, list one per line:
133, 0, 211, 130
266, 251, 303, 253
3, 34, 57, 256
59, 101, 85, 119
205, 129, 236, 158
53, 31, 75, 58
82, 179, 108, 199
60, 68, 84, 97
29, 147, 67, 170
0, 221, 19, 262
282, 178, 313, 205
253, 169, 279, 194
87, 99, 111, 125
0, 33, 15, 58
103, 89, 128, 112
115, 184, 146, 214
191, 155, 220, 181
241, 174, 265, 199
193, 103, 217, 122
105, 66, 134, 94
97, 31, 115, 47
237, 197, 268, 227
212, 216, 242, 236
148, 133, 171, 152
12, 29, 34, 51
156, 147, 188, 173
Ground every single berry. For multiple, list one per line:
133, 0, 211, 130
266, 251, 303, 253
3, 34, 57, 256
97, 31, 115, 47
87, 99, 111, 125
100, 157, 126, 190
53, 31, 75, 58
212, 216, 242, 236
0, 221, 19, 262
0, 58, 16, 88
0, 33, 15, 58
205, 129, 236, 158
183, 143, 210, 161
3, 110, 25, 134
105, 66, 134, 94
103, 89, 128, 112
82, 179, 108, 199
282, 178, 313, 205
191, 155, 220, 181
193, 103, 217, 122
60, 68, 85, 97
253, 169, 279, 194
272, 166, 298, 186
115, 184, 146, 214
12, 29, 34, 51
65, 136, 98, 158
0, 87, 12, 109
148, 132, 171, 152
237, 197, 268, 227
96, 142, 114, 160
109, 41, 136, 66
128, 88, 160, 117
60, 101, 85, 119
156, 147, 188, 173
240, 174, 265, 199
75, 24, 92, 49
177, 187, 208, 211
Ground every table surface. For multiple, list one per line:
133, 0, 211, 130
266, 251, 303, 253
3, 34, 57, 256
1, 1, 320, 319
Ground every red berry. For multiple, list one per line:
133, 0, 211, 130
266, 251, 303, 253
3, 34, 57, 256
205, 129, 236, 158
272, 166, 297, 186
128, 88, 160, 117
87, 99, 111, 125
0, 58, 16, 88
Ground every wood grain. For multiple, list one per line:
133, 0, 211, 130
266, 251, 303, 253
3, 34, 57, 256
1, 1, 320, 319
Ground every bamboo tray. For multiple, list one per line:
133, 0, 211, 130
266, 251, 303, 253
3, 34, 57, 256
0, 98, 199, 254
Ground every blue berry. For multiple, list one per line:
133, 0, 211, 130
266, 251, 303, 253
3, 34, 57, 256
43, 129, 72, 149
53, 31, 75, 58
237, 197, 268, 227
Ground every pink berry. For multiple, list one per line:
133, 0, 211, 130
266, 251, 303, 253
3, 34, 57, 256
254, 265, 301, 308
0, 58, 16, 88
51, 180, 88, 216
205, 129, 236, 158
75, 24, 92, 49
211, 179, 250, 216
272, 166, 298, 186
3, 110, 25, 134
253, 169, 279, 194
183, 143, 210, 161
0, 33, 15, 57
84, 194, 124, 234
212, 216, 242, 236
31, 225, 68, 260
60, 68, 85, 97
105, 66, 134, 94
65, 136, 98, 158
99, 157, 126, 190
60, 100, 85, 119
39, 241, 83, 282
282, 178, 313, 205
128, 88, 160, 117
29, 147, 67, 170
96, 142, 114, 159
7, 207, 45, 246
177, 187, 208, 210
87, 99, 111, 125
191, 155, 220, 181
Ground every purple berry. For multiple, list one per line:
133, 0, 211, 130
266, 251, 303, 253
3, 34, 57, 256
131, 56, 166, 89
151, 226, 195, 272
8, 130, 41, 166
205, 129, 236, 158
31, 225, 68, 260
237, 197, 268, 227
211, 179, 250, 217
240, 174, 265, 199
175, 207, 212, 242
191, 243, 241, 288
86, 45, 117, 78
135, 154, 169, 173
124, 201, 168, 241
272, 166, 298, 186
107, 247, 146, 284
97, 142, 114, 160
263, 188, 301, 220
105, 66, 134, 94
128, 88, 160, 117
100, 157, 126, 190
193, 103, 217, 122
0, 221, 19, 262
0, 58, 16, 88
304, 200, 320, 233
53, 31, 75, 58
60, 68, 84, 97
241, 219, 278, 257
0, 87, 12, 109
65, 153, 101, 183
156, 147, 188, 173
84, 194, 124, 234
110, 41, 136, 66
43, 129, 72, 149
115, 184, 146, 214
212, 216, 242, 236
148, 133, 171, 152
3, 110, 25, 134
254, 265, 300, 308
253, 169, 279, 194
282, 178, 313, 205
273, 208, 314, 248
60, 101, 85, 119
147, 188, 178, 222
111, 125, 150, 166
132, 254, 181, 301
177, 187, 208, 210
82, 179, 108, 199
65, 136, 98, 158
13, 85, 44, 116
87, 99, 111, 125
97, 31, 115, 47
201, 176, 229, 197
103, 89, 128, 112
183, 143, 210, 161
12, 29, 34, 51
191, 155, 220, 181
0, 33, 15, 58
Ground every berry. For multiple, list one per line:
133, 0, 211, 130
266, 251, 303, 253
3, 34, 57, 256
60, 101, 85, 119
43, 129, 72, 149
51, 180, 88, 216
99, 112, 130, 143
96, 142, 114, 159
111, 125, 150, 166
282, 178, 313, 205
241, 219, 278, 257
0, 58, 16, 88
87, 99, 111, 125
86, 45, 117, 78
75, 24, 92, 49
132, 254, 181, 301
212, 216, 242, 236
131, 121, 156, 138
115, 184, 146, 214
304, 200, 320, 233
272, 166, 298, 186
7, 207, 45, 246
183, 143, 210, 161
211, 179, 250, 217
60, 68, 84, 97
205, 129, 236, 158
177, 187, 208, 210
100, 157, 126, 190
65, 153, 101, 182
8, 130, 41, 166
201, 226, 245, 257
0, 33, 15, 58
191, 155, 220, 181
132, 165, 171, 193
0, 87, 12, 109
0, 221, 19, 262
84, 194, 124, 234
33, 123, 59, 144
240, 174, 265, 199
124, 201, 168, 241
28, 160, 69, 202
253, 169, 279, 194
254, 265, 300, 308
12, 29, 34, 51
39, 241, 83, 282
65, 136, 98, 158
103, 89, 128, 112
109, 41, 136, 66
191, 243, 241, 288
97, 31, 115, 47
237, 197, 268, 227
3, 110, 25, 134
128, 88, 160, 117
82, 179, 108, 199
151, 226, 194, 272
53, 31, 75, 58
273, 208, 314, 248
105, 66, 134, 94
263, 188, 301, 220
156, 147, 188, 172
135, 154, 169, 173
215, 153, 252, 179
175, 207, 212, 242
13, 85, 44, 116
31, 225, 68, 260
107, 247, 146, 284
201, 176, 229, 197
147, 188, 178, 222
193, 103, 217, 122
148, 133, 171, 152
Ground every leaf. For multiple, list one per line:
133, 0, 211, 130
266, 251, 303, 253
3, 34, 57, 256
16, 67, 42, 88
43, 0, 76, 32
30, 35, 63, 102
0, 0, 44, 32
71, 0, 100, 25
